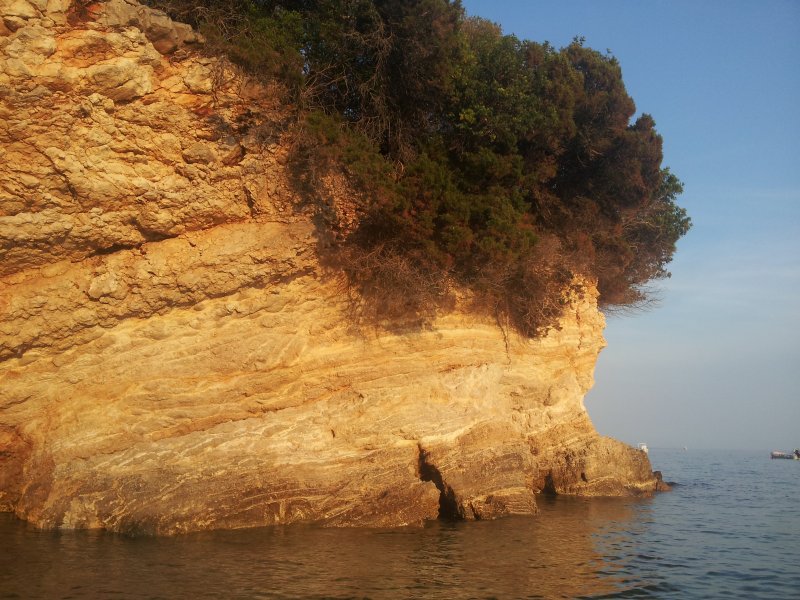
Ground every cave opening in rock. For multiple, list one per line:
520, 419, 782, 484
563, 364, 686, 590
542, 472, 558, 496
417, 445, 461, 520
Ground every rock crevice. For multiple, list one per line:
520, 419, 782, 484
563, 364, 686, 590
417, 443, 461, 521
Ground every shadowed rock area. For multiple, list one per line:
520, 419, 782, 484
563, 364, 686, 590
0, 0, 665, 535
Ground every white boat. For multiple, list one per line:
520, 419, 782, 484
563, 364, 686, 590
770, 449, 800, 460
638, 443, 648, 454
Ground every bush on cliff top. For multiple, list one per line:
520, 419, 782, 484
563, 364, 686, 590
145, 0, 691, 336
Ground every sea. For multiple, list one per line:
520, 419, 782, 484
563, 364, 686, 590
1, 448, 799, 599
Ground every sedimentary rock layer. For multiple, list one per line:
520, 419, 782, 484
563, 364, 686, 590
0, 0, 662, 534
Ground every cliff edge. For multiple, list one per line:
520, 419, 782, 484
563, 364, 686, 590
0, 0, 663, 534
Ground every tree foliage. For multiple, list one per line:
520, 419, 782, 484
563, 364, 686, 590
147, 0, 691, 335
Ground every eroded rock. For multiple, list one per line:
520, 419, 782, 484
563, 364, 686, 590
0, 0, 665, 535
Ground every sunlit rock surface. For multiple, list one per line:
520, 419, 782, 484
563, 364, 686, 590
0, 0, 662, 534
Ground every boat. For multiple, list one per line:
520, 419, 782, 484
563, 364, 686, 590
770, 449, 800, 460
637, 443, 648, 454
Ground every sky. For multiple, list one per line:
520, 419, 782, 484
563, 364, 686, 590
462, 0, 800, 450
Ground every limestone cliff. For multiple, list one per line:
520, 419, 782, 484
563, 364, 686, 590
0, 0, 663, 535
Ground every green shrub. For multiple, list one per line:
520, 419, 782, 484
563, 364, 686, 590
147, 1, 690, 336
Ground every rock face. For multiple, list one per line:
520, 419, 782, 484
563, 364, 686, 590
0, 0, 664, 535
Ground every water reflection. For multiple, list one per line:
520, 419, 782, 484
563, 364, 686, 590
0, 496, 653, 599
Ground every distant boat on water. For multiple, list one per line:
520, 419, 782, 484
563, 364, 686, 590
770, 449, 800, 460
638, 443, 649, 454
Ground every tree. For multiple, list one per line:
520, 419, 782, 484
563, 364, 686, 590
148, 0, 691, 334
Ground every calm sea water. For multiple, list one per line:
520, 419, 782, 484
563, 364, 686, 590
1, 448, 799, 599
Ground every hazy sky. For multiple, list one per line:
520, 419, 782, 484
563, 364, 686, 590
462, 0, 800, 450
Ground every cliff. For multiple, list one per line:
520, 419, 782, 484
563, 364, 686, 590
0, 0, 664, 535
